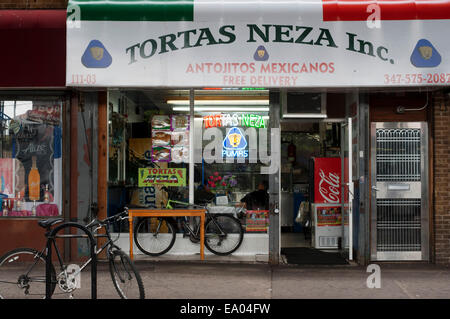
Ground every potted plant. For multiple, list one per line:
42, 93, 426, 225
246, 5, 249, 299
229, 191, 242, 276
207, 172, 237, 199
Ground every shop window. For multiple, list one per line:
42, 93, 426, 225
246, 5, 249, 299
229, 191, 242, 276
192, 89, 272, 234
0, 99, 63, 217
107, 90, 191, 226
107, 89, 277, 239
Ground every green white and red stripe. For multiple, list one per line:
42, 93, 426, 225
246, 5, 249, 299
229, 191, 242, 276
68, 0, 450, 21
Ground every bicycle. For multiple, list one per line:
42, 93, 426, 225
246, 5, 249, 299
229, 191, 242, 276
0, 208, 145, 299
133, 186, 244, 257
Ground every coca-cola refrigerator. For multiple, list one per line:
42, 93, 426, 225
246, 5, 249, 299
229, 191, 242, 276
309, 157, 342, 249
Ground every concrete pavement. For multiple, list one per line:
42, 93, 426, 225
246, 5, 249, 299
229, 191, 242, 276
47, 259, 450, 299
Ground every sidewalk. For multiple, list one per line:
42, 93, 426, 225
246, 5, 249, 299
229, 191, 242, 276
60, 258, 450, 299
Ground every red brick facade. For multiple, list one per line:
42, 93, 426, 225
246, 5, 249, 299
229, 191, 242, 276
433, 91, 450, 264
0, 0, 67, 9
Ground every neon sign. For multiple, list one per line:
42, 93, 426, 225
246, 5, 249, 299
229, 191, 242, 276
222, 127, 248, 158
203, 113, 266, 129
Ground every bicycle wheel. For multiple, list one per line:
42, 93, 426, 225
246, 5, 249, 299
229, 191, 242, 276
134, 217, 176, 256
0, 247, 56, 299
204, 214, 244, 256
109, 249, 145, 299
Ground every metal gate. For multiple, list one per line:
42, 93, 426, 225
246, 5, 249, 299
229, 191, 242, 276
370, 122, 428, 261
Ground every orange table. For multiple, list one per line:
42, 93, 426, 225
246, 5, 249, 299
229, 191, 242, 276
128, 209, 206, 260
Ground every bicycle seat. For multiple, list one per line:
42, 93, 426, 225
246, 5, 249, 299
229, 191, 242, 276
38, 218, 64, 229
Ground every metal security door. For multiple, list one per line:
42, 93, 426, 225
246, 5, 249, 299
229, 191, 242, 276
371, 122, 429, 261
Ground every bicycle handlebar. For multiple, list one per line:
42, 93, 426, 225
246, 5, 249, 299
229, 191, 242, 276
86, 208, 128, 229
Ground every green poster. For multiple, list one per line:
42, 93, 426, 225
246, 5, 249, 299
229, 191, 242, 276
138, 168, 186, 187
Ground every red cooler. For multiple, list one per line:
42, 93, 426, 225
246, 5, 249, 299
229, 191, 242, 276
310, 157, 342, 249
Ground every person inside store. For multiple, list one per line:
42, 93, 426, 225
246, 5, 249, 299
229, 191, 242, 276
194, 182, 215, 204
238, 180, 269, 210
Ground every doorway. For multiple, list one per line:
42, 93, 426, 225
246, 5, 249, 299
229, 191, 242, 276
370, 122, 429, 261
279, 119, 350, 265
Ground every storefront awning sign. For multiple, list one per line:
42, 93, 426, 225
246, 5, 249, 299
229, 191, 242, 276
67, 0, 450, 88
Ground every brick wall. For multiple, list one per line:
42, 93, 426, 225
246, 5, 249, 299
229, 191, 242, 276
0, 0, 67, 9
433, 91, 450, 264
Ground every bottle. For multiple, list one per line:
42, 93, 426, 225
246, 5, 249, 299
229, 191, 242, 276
28, 156, 40, 201
44, 184, 50, 203
31, 200, 36, 216
2, 201, 8, 216
16, 193, 22, 211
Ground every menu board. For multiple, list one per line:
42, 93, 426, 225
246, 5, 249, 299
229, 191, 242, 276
151, 115, 189, 163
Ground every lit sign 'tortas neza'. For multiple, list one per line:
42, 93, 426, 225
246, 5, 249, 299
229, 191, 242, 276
203, 113, 266, 129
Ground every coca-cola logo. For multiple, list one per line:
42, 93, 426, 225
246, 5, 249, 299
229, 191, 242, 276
318, 169, 340, 203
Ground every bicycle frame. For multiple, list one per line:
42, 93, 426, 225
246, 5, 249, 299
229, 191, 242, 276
42, 215, 123, 284
165, 198, 193, 210
15, 247, 49, 284
0, 211, 132, 299
164, 198, 229, 241
133, 187, 244, 257
164, 199, 202, 238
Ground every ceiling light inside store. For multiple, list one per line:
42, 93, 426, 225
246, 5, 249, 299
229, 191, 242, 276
172, 106, 270, 112
167, 99, 269, 106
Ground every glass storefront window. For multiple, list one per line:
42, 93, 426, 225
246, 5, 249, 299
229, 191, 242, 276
0, 99, 63, 217
192, 89, 272, 234
107, 89, 278, 237
106, 88, 281, 259
107, 90, 191, 223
